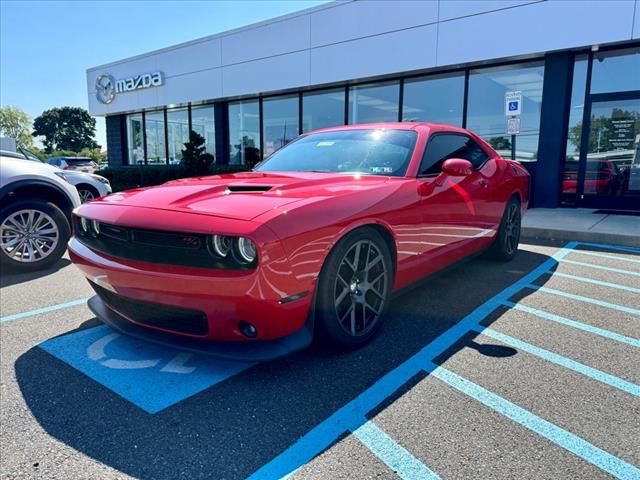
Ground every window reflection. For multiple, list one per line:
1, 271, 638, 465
228, 100, 261, 166
166, 108, 189, 165
591, 47, 640, 94
126, 113, 144, 165
402, 73, 464, 125
191, 105, 216, 160
562, 55, 588, 199
145, 110, 166, 165
262, 95, 299, 158
466, 62, 544, 164
349, 82, 399, 124
302, 88, 345, 132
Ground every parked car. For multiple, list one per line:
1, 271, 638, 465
0, 151, 81, 271
59, 170, 112, 203
47, 156, 98, 174
69, 123, 529, 360
562, 159, 622, 195
3, 149, 112, 203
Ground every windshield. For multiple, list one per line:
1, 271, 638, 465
19, 147, 42, 163
256, 129, 418, 176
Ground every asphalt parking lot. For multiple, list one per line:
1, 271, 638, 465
1, 239, 639, 479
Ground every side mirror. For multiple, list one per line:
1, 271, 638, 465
442, 158, 473, 177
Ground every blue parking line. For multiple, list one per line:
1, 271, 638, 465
576, 242, 640, 254
0, 298, 88, 323
550, 272, 640, 294
560, 259, 640, 277
247, 242, 578, 479
476, 328, 640, 396
428, 365, 640, 480
504, 302, 640, 348
352, 421, 441, 480
529, 285, 640, 316
570, 250, 640, 265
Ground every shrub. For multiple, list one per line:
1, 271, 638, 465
181, 131, 215, 176
99, 164, 251, 192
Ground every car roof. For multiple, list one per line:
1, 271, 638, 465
0, 150, 26, 159
307, 122, 468, 135
49, 156, 93, 160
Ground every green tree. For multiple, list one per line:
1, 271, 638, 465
32, 107, 99, 153
181, 131, 214, 176
569, 109, 640, 153
0, 106, 33, 147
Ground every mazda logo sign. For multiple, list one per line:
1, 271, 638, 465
96, 74, 116, 105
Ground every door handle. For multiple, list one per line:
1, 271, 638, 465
479, 179, 489, 188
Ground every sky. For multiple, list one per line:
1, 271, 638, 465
0, 0, 329, 150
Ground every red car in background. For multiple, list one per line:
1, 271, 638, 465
69, 123, 529, 360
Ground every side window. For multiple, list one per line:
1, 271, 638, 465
419, 134, 488, 176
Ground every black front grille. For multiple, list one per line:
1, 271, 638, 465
91, 282, 209, 336
75, 218, 254, 270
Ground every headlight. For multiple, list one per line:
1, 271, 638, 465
53, 171, 70, 183
236, 237, 257, 263
211, 235, 232, 257
91, 219, 101, 235
80, 216, 89, 233
91, 175, 110, 185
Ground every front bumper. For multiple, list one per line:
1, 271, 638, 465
68, 237, 314, 346
88, 295, 313, 361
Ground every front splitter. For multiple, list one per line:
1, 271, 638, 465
87, 295, 313, 362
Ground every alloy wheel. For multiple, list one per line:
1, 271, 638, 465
0, 209, 60, 263
78, 189, 95, 203
333, 239, 388, 337
504, 203, 521, 256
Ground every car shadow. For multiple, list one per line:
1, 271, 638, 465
15, 247, 554, 479
0, 258, 71, 288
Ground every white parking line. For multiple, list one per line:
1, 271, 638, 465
551, 272, 640, 294
528, 285, 640, 316
503, 302, 640, 348
559, 259, 640, 277
570, 250, 640, 265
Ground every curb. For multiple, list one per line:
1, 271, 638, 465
522, 227, 640, 248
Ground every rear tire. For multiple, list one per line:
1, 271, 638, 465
0, 199, 70, 272
315, 228, 394, 349
486, 197, 521, 262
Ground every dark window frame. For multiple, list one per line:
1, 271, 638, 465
417, 132, 490, 178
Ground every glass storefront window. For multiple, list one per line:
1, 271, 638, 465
348, 82, 399, 124
591, 47, 640, 94
145, 110, 166, 165
466, 62, 544, 164
191, 105, 216, 159
262, 95, 299, 158
302, 88, 345, 132
228, 100, 261, 166
166, 108, 189, 165
402, 73, 464, 125
126, 113, 144, 165
562, 55, 589, 200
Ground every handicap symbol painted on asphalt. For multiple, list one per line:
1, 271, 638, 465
39, 325, 253, 413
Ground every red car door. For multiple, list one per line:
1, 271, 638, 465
414, 133, 496, 270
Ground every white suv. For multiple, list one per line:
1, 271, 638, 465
0, 151, 81, 271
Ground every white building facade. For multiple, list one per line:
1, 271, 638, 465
86, 0, 640, 209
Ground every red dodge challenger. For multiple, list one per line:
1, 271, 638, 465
69, 123, 529, 360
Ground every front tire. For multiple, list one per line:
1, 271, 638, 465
315, 228, 394, 349
77, 185, 99, 203
487, 197, 521, 261
0, 199, 71, 272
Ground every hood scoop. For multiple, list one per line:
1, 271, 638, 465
226, 185, 273, 193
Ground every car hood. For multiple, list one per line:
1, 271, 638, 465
95, 171, 393, 221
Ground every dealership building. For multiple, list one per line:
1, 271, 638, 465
87, 0, 640, 210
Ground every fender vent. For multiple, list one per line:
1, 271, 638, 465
226, 185, 273, 193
